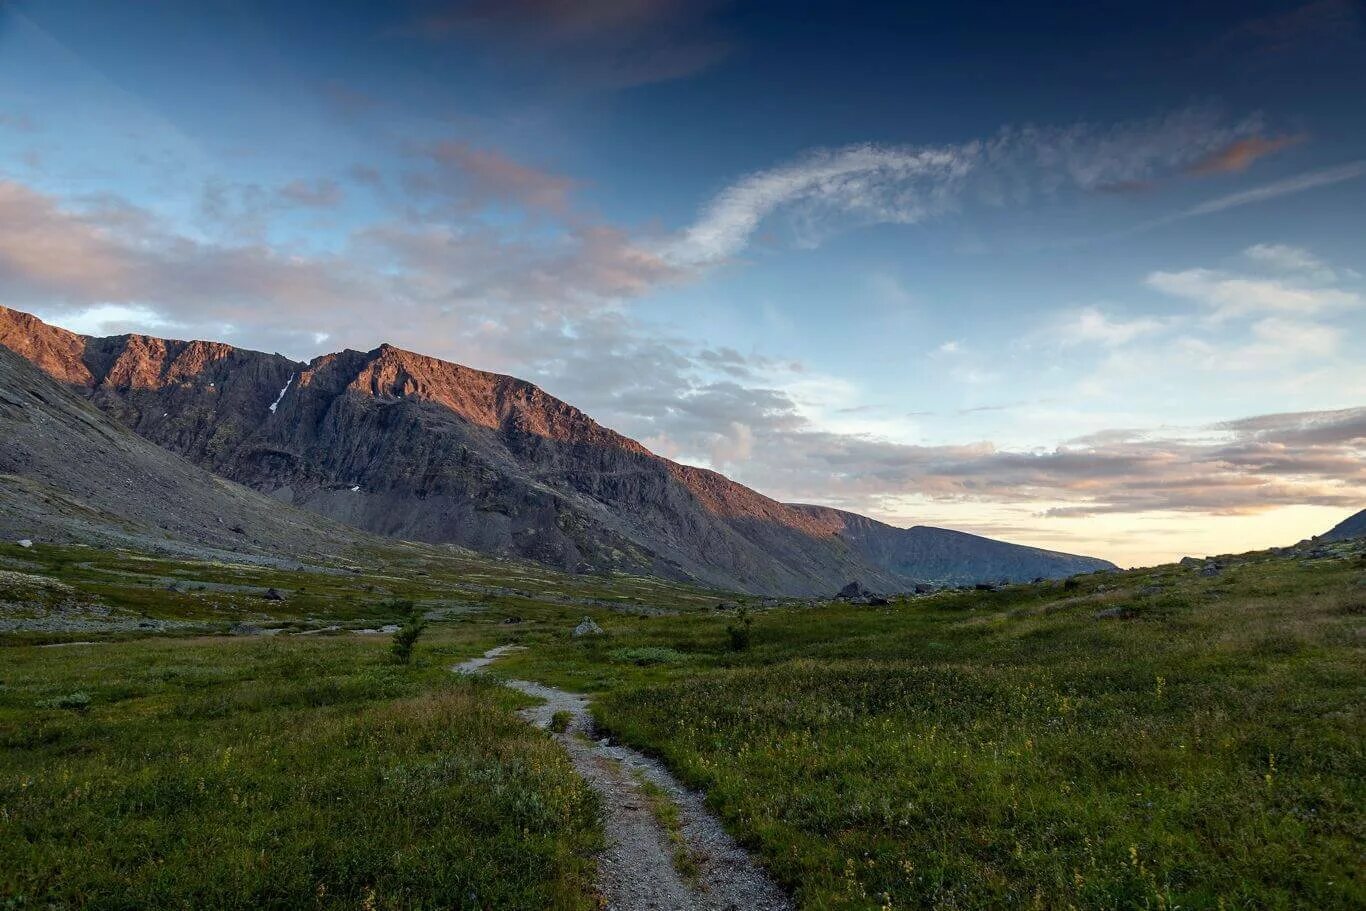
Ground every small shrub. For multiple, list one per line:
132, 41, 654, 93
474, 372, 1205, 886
41, 691, 91, 712
549, 710, 572, 733
726, 608, 753, 651
610, 646, 688, 666
389, 602, 426, 665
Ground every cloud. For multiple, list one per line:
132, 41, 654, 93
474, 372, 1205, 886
666, 143, 976, 265
665, 105, 1266, 265
405, 141, 578, 216
1056, 307, 1166, 347
1184, 134, 1305, 175
1145, 268, 1361, 321
0, 178, 673, 357
409, 0, 732, 88
277, 178, 344, 208
1178, 161, 1366, 219
1243, 242, 1331, 275
727, 406, 1366, 521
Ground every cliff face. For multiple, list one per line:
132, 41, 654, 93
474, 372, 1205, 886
0, 306, 1114, 593
0, 345, 367, 561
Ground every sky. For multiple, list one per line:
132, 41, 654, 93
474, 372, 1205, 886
0, 0, 1363, 567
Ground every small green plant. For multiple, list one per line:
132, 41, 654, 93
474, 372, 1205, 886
610, 646, 688, 666
725, 607, 753, 651
389, 601, 426, 665
41, 691, 91, 712
549, 710, 572, 733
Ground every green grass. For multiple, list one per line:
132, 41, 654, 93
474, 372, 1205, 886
634, 774, 700, 884
0, 632, 600, 909
3, 538, 1362, 909
496, 549, 1366, 909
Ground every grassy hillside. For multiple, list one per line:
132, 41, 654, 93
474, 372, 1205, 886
494, 542, 1365, 909
2, 536, 1362, 909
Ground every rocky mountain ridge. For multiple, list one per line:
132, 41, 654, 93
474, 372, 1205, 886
0, 306, 1115, 593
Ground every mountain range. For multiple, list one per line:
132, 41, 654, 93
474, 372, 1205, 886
0, 306, 1115, 593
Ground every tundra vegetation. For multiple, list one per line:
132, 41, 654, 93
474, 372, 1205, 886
1, 538, 1362, 909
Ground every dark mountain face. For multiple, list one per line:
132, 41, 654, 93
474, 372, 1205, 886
0, 306, 1115, 593
1321, 509, 1366, 543
0, 345, 369, 562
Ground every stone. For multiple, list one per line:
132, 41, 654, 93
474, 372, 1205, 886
572, 617, 604, 637
263, 587, 286, 601
16, 539, 32, 548
836, 581, 873, 600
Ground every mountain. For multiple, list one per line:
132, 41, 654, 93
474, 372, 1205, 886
789, 504, 1115, 584
0, 306, 1115, 593
0, 344, 371, 563
1321, 509, 1366, 543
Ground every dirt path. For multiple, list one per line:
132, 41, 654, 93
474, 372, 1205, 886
455, 646, 791, 911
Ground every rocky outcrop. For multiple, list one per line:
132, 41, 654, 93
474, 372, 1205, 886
0, 346, 370, 562
0, 306, 1115, 594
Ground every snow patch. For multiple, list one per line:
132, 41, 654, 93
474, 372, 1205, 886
269, 374, 294, 413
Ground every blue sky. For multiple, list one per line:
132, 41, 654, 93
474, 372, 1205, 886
1, 0, 1363, 564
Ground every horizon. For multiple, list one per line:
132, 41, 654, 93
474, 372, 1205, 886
2, 0, 1364, 566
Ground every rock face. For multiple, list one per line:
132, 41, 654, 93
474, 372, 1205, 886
0, 346, 371, 562
0, 306, 1117, 594
1321, 509, 1366, 543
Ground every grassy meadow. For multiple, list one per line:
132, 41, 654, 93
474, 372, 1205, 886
1, 537, 1362, 909
495, 544, 1366, 910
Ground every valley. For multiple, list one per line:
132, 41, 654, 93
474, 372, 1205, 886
3, 531, 1361, 908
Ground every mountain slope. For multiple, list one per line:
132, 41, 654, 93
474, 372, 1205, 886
1321, 508, 1366, 543
0, 345, 372, 562
789, 504, 1115, 584
0, 306, 1114, 593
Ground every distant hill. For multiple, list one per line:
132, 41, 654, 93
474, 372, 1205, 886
1321, 509, 1366, 543
0, 306, 1115, 593
789, 504, 1114, 584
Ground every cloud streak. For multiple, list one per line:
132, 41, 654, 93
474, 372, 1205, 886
665, 106, 1267, 265
1180, 160, 1366, 218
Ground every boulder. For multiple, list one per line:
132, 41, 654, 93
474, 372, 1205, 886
572, 617, 604, 637
16, 539, 32, 548
1199, 564, 1222, 577
263, 587, 286, 601
836, 581, 872, 600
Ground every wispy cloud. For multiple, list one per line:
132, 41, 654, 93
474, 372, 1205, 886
1184, 134, 1305, 175
664, 105, 1266, 265
1145, 268, 1361, 321
1180, 161, 1366, 218
403, 141, 579, 216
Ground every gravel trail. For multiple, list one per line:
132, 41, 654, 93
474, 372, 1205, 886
454, 646, 791, 911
